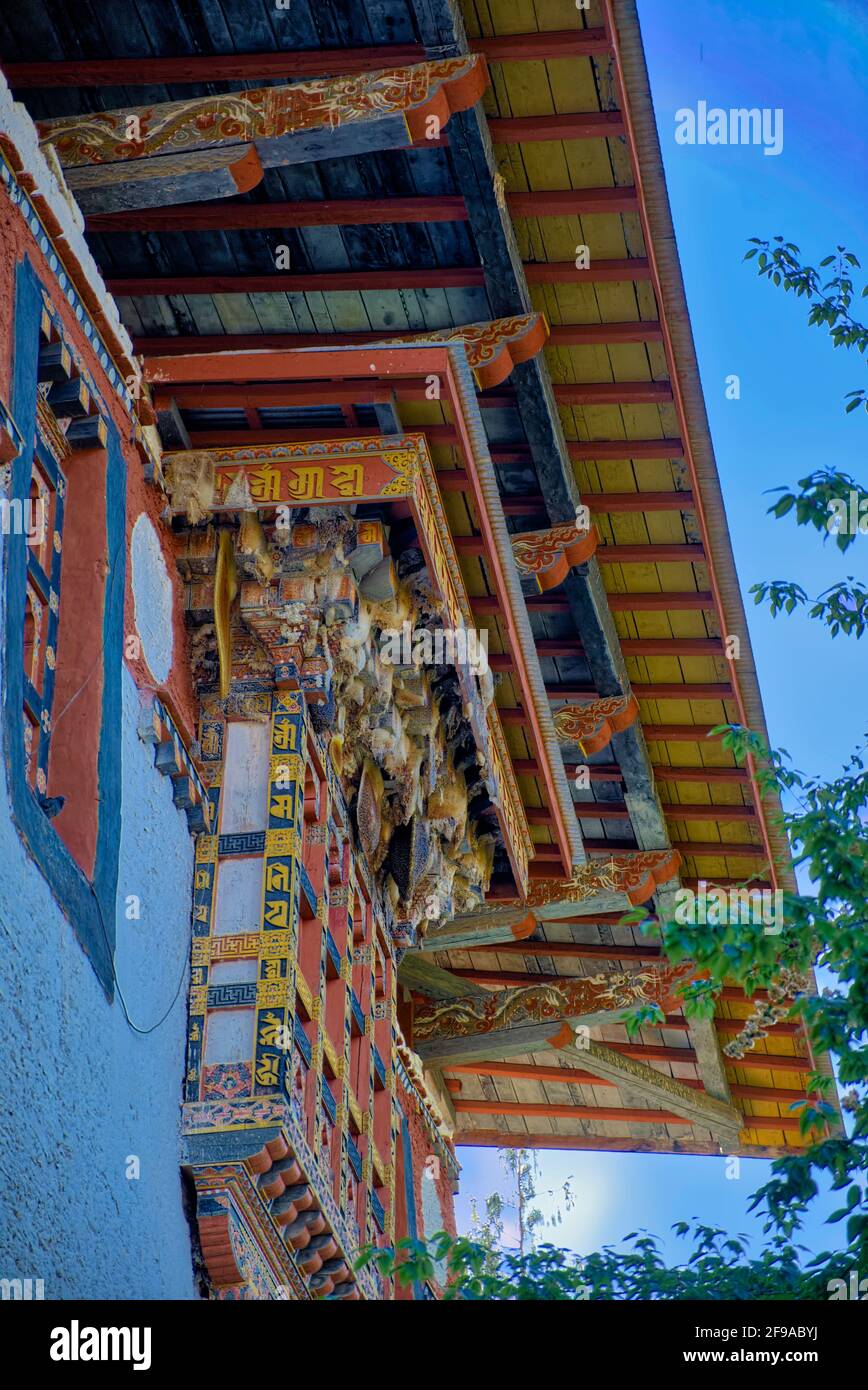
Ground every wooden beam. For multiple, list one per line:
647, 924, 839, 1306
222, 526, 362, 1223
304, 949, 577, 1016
717, 1019, 800, 1037
151, 379, 670, 408
459, 940, 660, 962
5, 48, 434, 86
549, 321, 663, 344
456, 536, 706, 567
419, 912, 539, 954
4, 31, 613, 88
453, 1131, 795, 1157
523, 762, 749, 787
41, 58, 489, 214
508, 188, 638, 216
454, 1098, 694, 1124
586, 490, 693, 510
449, 1063, 807, 1105
553, 1037, 742, 1137
554, 683, 732, 699
412, 963, 691, 1067
556, 383, 673, 405
476, 29, 612, 61
448, 1060, 676, 1085
113, 268, 488, 296
488, 112, 625, 142
516, 757, 623, 779
490, 637, 723, 661
568, 438, 684, 460
662, 805, 756, 822
499, 694, 733, 727
134, 321, 665, 355
87, 187, 630, 232
524, 257, 649, 283
653, 766, 749, 784
599, 543, 705, 562
397, 955, 487, 1001
447, 1041, 811, 1075
88, 196, 469, 232
672, 841, 766, 859
606, 592, 712, 610
485, 592, 711, 616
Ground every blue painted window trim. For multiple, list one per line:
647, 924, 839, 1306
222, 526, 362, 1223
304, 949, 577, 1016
293, 1014, 312, 1066
23, 436, 65, 790
321, 1079, 337, 1123
370, 1188, 385, 1233
346, 1132, 362, 1180
325, 926, 341, 974
2, 258, 124, 998
350, 989, 365, 1034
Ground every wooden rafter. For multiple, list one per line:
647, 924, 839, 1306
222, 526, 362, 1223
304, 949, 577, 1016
86, 187, 635, 231
40, 58, 489, 213
132, 322, 665, 354
4, 29, 612, 87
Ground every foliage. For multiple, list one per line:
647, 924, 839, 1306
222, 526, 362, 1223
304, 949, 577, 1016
358, 1222, 858, 1300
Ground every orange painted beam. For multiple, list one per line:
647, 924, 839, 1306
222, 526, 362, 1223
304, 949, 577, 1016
673, 840, 766, 859
458, 536, 707, 566
123, 257, 649, 299
460, 940, 660, 961
146, 344, 451, 386
454, 1099, 691, 1123
478, 29, 612, 61
488, 637, 723, 663
489, 111, 625, 142
447, 1062, 808, 1106
454, 1130, 800, 1153
89, 187, 631, 232
525, 256, 649, 283
134, 321, 666, 355
477, 593, 715, 614
558, 683, 732, 700
568, 438, 684, 460
509, 187, 638, 216
549, 322, 663, 345
530, 761, 748, 786
152, 379, 670, 409
653, 766, 749, 783
88, 197, 470, 232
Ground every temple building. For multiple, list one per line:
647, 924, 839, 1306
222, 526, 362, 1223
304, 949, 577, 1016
0, 1, 839, 1301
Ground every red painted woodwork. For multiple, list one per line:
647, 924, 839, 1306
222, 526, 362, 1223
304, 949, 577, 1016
4, 30, 611, 86
524, 257, 649, 283
490, 112, 626, 141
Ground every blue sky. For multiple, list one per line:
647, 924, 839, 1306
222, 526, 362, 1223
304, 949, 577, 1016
455, 0, 868, 1263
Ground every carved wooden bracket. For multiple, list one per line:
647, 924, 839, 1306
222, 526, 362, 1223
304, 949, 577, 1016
552, 692, 640, 754
526, 849, 681, 908
511, 519, 599, 593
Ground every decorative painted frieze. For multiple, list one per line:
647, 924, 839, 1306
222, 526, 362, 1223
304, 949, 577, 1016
37, 57, 489, 212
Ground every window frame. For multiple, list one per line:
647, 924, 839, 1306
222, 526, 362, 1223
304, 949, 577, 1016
2, 257, 125, 997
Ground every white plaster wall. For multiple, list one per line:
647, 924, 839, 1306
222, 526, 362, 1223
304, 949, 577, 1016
0, 534, 198, 1297
130, 513, 174, 685
220, 722, 270, 834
